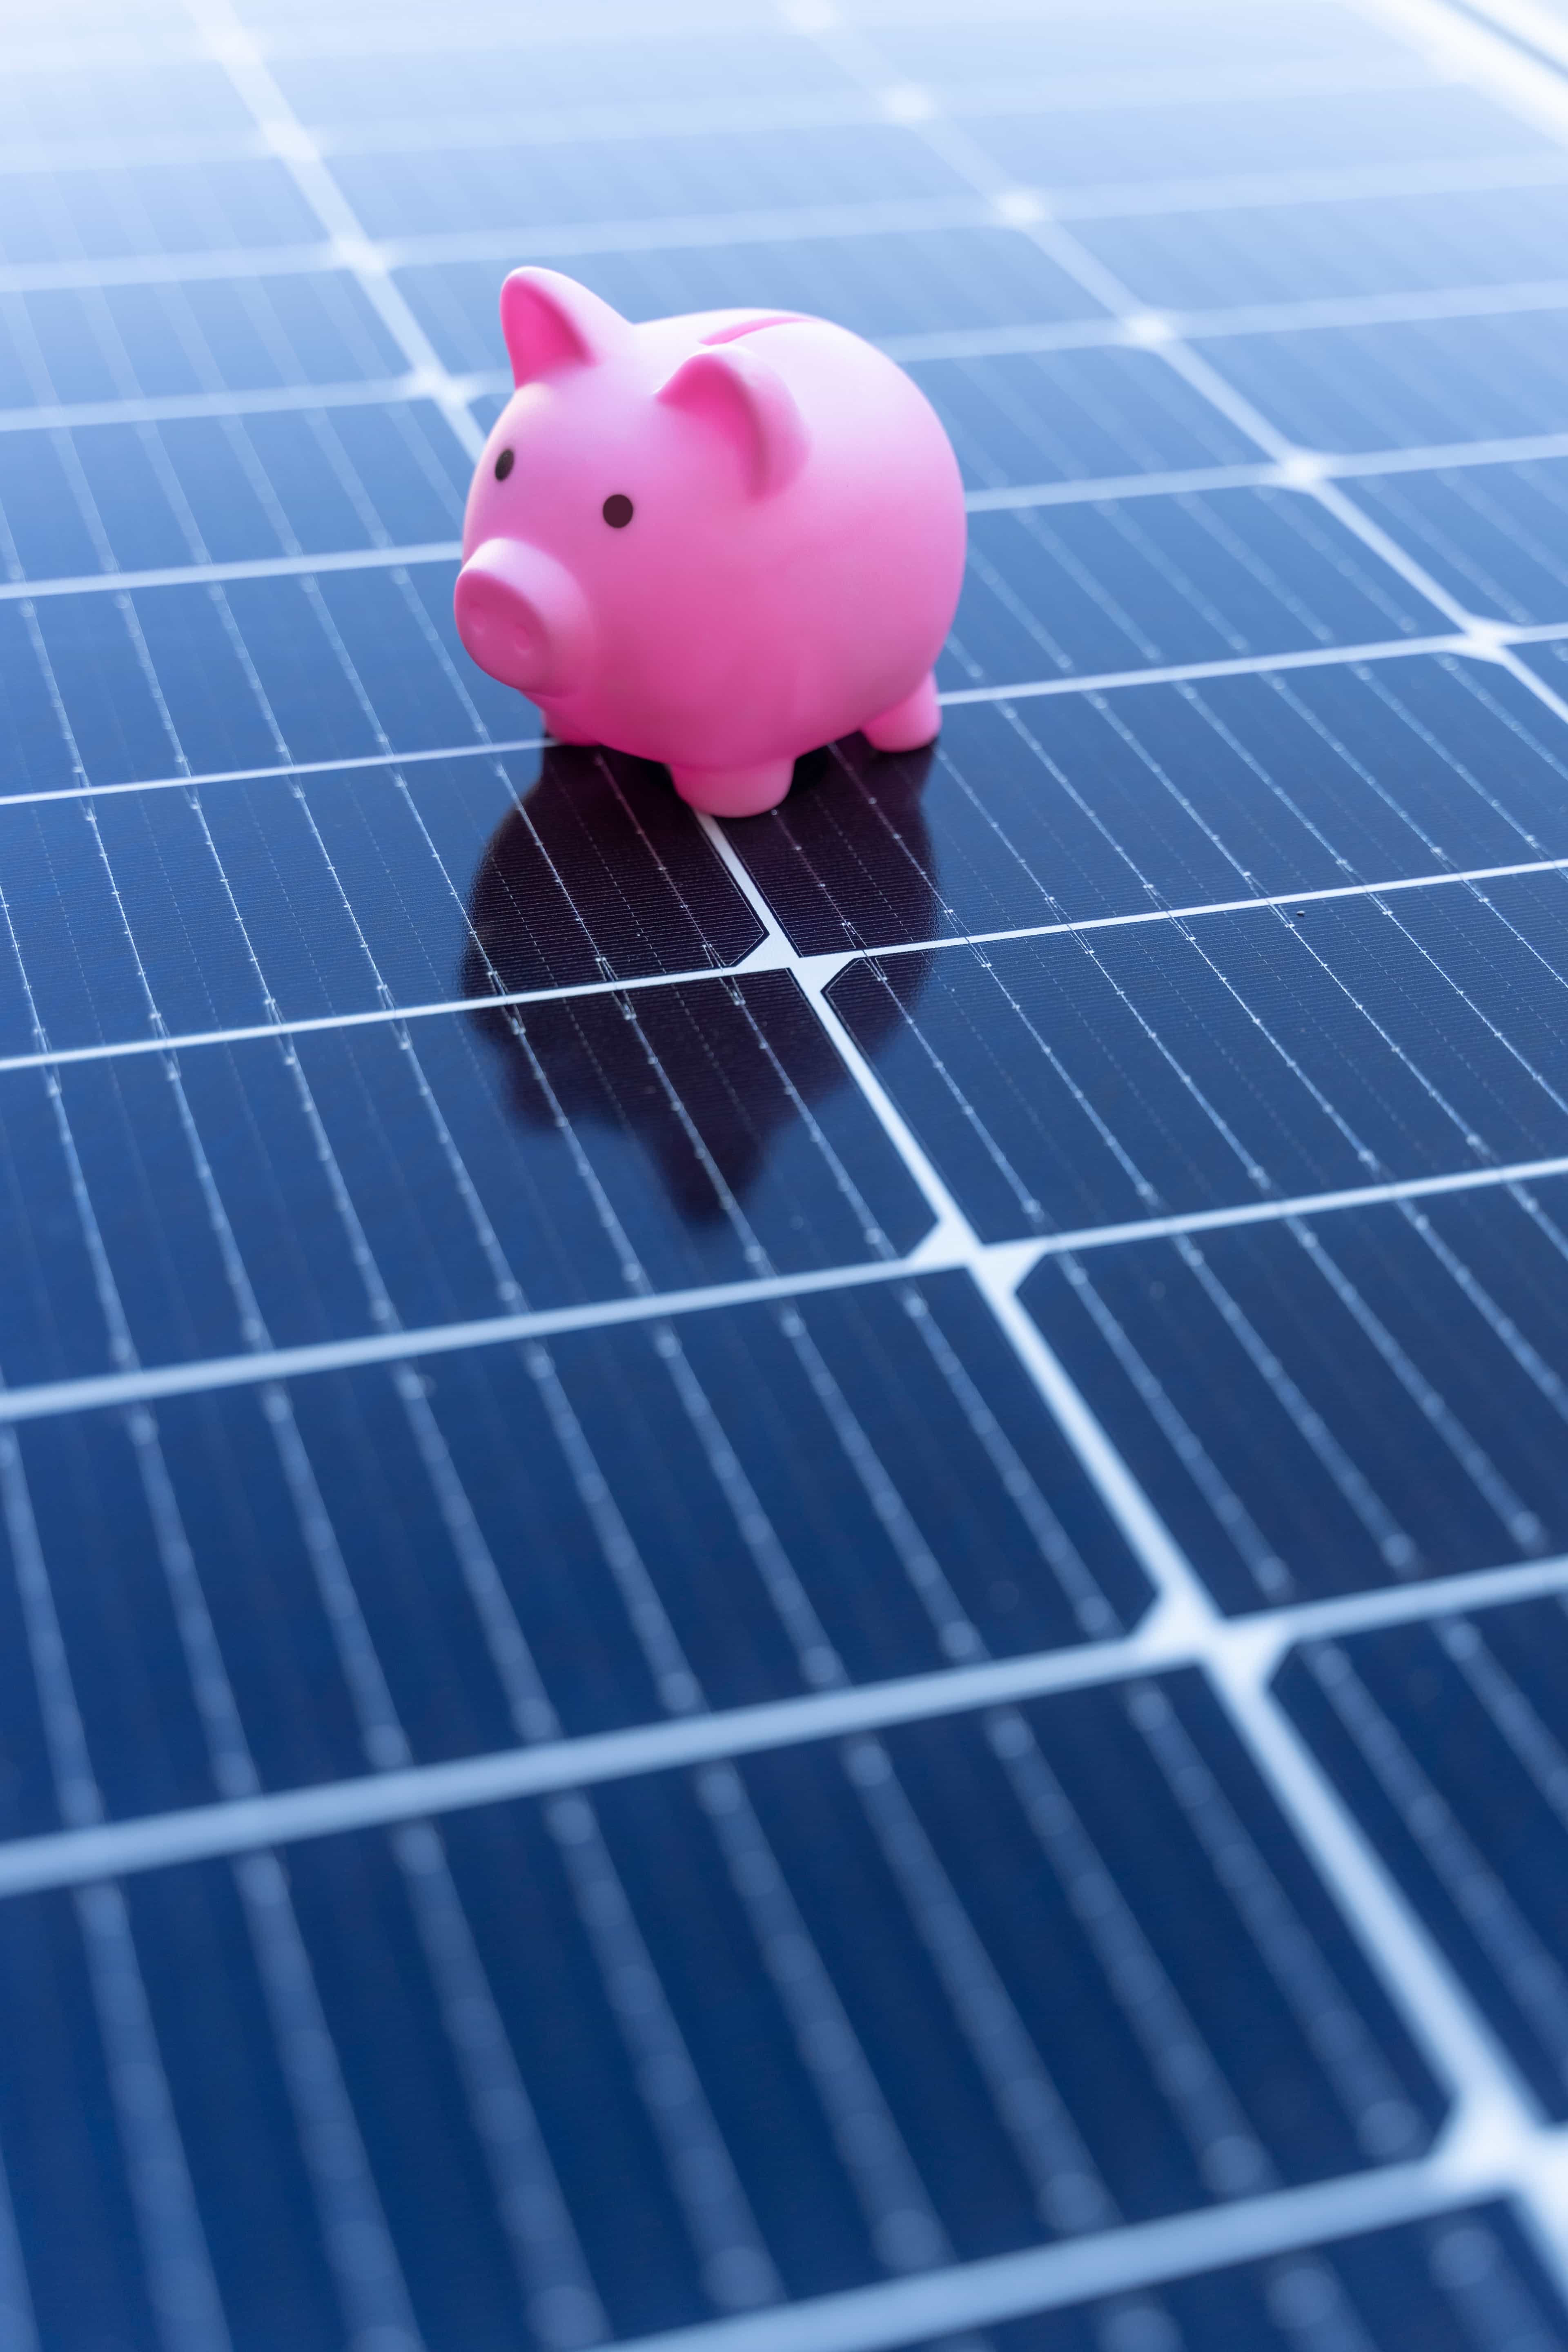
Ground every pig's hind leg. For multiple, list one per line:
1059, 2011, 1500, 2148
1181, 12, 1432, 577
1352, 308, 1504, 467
862, 672, 940, 753
669, 759, 795, 817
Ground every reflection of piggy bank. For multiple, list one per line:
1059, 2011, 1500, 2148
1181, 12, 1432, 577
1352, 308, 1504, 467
453, 267, 966, 818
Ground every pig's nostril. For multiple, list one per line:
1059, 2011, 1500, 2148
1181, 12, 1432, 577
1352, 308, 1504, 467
602, 493, 633, 528
494, 448, 514, 480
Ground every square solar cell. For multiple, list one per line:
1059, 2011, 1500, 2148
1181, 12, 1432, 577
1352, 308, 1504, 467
0, 972, 933, 1385
726, 657, 1568, 953
4, 560, 525, 791
942, 489, 1449, 691
1072, 177, 1568, 312
905, 346, 1254, 489
829, 871, 1568, 1236
1194, 307, 1568, 452
1019, 1178, 1568, 1607
1281, 1599, 1568, 2117
0, 744, 762, 1054
1341, 460, 1568, 628
0, 399, 470, 579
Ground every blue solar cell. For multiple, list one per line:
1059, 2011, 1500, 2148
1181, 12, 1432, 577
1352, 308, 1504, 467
831, 873, 1568, 1236
942, 490, 1449, 690
0, 974, 933, 1382
1074, 178, 1568, 311
1342, 460, 1568, 627
1020, 1180, 1568, 1606
906, 347, 1254, 488
728, 658, 1568, 953
1281, 1600, 1568, 2115
1195, 308, 1568, 451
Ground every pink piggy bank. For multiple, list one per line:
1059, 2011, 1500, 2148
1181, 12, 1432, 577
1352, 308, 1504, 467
453, 267, 966, 817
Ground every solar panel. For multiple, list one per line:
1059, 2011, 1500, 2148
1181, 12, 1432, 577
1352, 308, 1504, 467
1, 1, 1567, 2348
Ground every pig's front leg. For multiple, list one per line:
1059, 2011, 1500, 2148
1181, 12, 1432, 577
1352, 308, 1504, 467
668, 759, 794, 817
862, 672, 940, 753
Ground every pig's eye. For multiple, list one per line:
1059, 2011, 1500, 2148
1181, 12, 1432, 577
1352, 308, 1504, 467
602, 493, 634, 528
494, 448, 514, 481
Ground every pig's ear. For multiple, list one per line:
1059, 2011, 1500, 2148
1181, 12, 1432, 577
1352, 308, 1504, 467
500, 267, 627, 384
656, 345, 809, 497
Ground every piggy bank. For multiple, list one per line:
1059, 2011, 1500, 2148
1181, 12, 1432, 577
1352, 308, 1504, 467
453, 267, 966, 817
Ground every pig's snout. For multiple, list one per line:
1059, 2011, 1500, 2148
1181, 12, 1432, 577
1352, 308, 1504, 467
454, 539, 592, 698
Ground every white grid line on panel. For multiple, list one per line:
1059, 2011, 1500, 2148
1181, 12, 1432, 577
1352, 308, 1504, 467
1, 1145, 1567, 1426
767, 0, 1568, 2310
4, 849, 1567, 1080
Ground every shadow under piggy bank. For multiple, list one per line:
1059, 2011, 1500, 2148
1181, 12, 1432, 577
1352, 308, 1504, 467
460, 737, 939, 1227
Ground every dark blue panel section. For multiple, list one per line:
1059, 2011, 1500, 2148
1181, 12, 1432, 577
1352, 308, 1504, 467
0, 1272, 1146, 1827
396, 225, 1108, 374
898, 2204, 1568, 2350
1075, 180, 1568, 310
962, 82, 1546, 189
0, 973, 930, 1381
942, 490, 1447, 691
1195, 309, 1568, 452
906, 347, 1252, 489
0, 744, 760, 1051
830, 873, 1568, 1236
0, 401, 470, 579
337, 123, 968, 239
1019, 1177, 1568, 1608
1344, 461, 1568, 626
729, 656, 1568, 953
1282, 1600, 1568, 2117
11, 559, 526, 790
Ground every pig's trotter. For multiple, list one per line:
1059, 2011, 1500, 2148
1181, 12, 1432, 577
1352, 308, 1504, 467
669, 759, 795, 817
863, 672, 940, 753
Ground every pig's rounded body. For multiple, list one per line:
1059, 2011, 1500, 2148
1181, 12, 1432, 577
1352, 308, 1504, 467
455, 273, 966, 815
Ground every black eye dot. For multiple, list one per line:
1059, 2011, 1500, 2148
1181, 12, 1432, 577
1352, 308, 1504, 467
494, 448, 514, 481
602, 492, 634, 528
